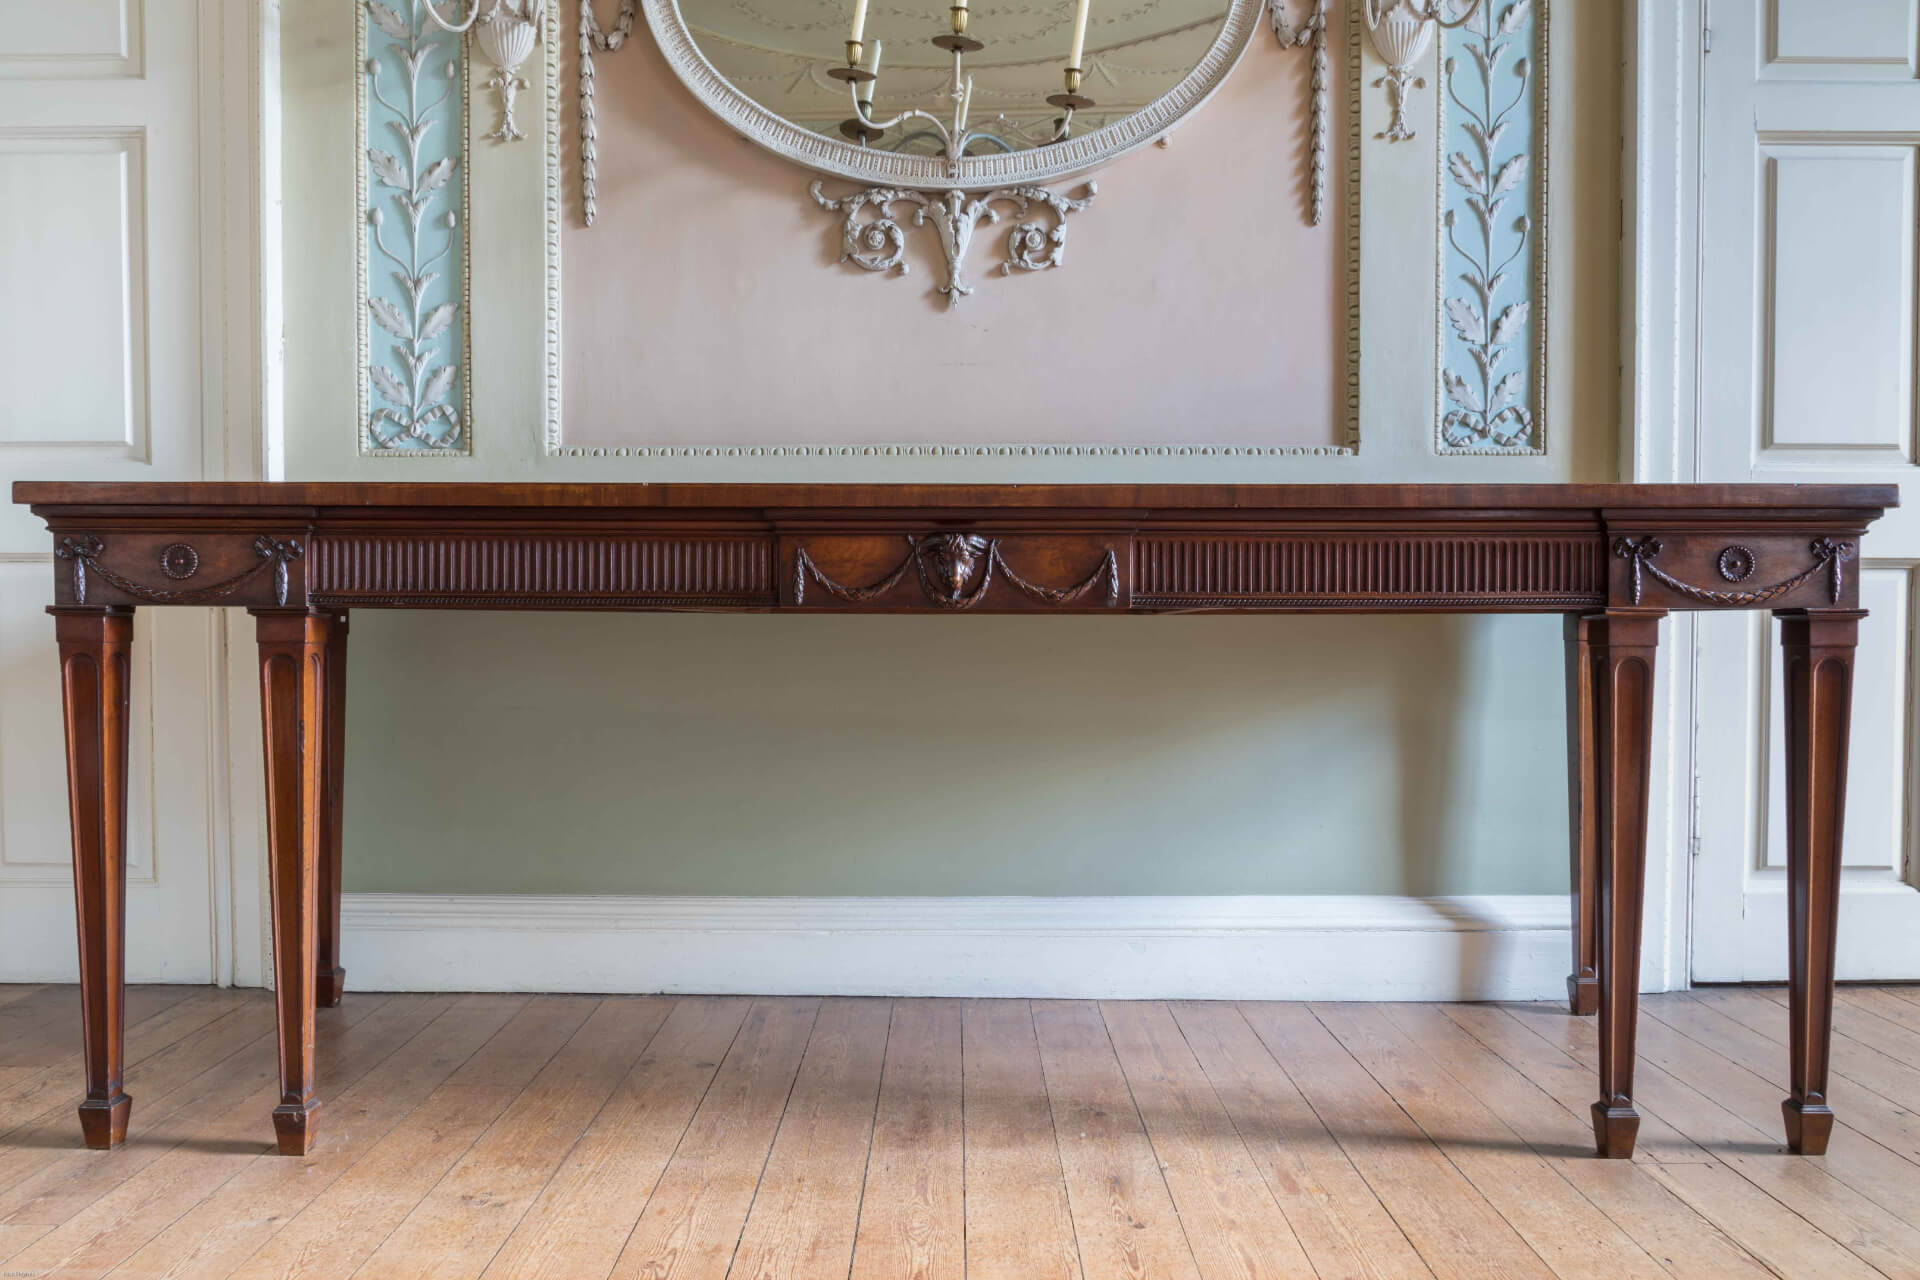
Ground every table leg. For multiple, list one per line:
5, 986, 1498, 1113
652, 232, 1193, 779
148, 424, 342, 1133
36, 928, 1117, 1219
1585, 609, 1661, 1158
1777, 608, 1863, 1155
316, 614, 348, 1007
253, 609, 333, 1156
1564, 614, 1599, 1016
53, 606, 135, 1149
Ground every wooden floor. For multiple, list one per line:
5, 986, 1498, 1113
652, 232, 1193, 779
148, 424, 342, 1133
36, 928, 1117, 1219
1, 988, 1919, 1279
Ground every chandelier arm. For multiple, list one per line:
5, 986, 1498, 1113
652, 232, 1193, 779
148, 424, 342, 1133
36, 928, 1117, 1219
420, 0, 491, 34
850, 81, 956, 153
1426, 0, 1487, 30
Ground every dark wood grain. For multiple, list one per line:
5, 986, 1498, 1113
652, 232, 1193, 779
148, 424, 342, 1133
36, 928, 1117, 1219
10, 480, 1901, 511
14, 481, 1898, 1159
1584, 609, 1663, 1159
253, 609, 334, 1155
1776, 608, 1863, 1155
316, 613, 349, 1008
1564, 613, 1599, 1018
18, 482, 1895, 616
52, 606, 135, 1150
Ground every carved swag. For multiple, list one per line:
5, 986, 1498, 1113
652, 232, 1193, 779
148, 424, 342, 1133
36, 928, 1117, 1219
794, 532, 1118, 609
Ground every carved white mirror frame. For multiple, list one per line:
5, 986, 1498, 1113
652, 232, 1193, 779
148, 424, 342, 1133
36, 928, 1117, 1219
636, 0, 1265, 191
585, 0, 1270, 305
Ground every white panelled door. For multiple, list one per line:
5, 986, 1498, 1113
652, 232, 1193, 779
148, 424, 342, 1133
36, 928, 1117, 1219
0, 1, 229, 982
1693, 0, 1920, 979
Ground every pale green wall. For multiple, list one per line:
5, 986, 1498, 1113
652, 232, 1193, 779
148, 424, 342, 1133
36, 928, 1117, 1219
342, 611, 1571, 895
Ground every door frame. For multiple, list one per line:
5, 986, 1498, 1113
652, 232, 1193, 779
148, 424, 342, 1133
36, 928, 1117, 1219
1620, 0, 1706, 992
205, 0, 280, 987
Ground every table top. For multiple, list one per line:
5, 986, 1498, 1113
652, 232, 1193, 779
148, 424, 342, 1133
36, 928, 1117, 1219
12, 481, 1901, 514
17, 481, 1896, 615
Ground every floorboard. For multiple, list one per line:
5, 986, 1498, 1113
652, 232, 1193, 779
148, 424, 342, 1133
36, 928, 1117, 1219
846, 999, 964, 1280
0, 984, 1915, 1280
481, 996, 751, 1280
1501, 998, 1920, 1279
1312, 1002, 1668, 1280
1030, 1000, 1201, 1280
605, 997, 820, 1280
957, 1000, 1080, 1280
1238, 1001, 1553, 1280
356, 997, 670, 1280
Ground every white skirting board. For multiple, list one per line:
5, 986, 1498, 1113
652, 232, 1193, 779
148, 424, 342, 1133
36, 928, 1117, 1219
339, 894, 1576, 1000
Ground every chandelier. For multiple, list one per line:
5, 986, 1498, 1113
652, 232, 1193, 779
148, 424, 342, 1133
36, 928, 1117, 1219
827, 0, 1097, 170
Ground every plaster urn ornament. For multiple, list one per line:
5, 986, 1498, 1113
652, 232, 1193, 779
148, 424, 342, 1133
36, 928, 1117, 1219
1362, 0, 1483, 142
422, 0, 547, 142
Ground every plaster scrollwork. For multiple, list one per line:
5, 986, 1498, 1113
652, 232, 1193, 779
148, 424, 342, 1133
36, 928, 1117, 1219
810, 180, 1095, 309
1436, 0, 1546, 456
362, 0, 471, 455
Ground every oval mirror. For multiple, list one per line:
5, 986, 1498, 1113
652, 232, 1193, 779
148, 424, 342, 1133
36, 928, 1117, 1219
642, 0, 1262, 188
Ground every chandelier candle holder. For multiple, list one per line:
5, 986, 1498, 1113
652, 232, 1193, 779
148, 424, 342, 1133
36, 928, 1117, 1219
1046, 66, 1096, 114
809, 0, 1101, 307
1048, 0, 1094, 112
832, 38, 884, 141
827, 0, 1094, 165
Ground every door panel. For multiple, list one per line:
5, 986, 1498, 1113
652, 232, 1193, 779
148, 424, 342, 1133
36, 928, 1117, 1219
1760, 145, 1914, 460
1693, 0, 1920, 980
0, 0, 143, 78
0, 130, 147, 449
1764, 566, 1913, 872
1765, 0, 1918, 77
0, 0, 220, 982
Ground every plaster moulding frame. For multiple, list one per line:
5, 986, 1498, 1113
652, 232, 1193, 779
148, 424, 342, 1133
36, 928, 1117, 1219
544, 0, 1363, 458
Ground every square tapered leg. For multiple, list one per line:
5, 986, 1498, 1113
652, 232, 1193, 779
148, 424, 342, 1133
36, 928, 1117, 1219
54, 607, 136, 1149
1777, 608, 1863, 1155
1580, 610, 1661, 1158
254, 609, 335, 1155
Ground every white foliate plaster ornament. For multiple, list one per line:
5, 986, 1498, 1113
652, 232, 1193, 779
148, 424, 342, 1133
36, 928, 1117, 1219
580, 0, 641, 225
421, 0, 547, 142
477, 1, 546, 141
1361, 0, 1483, 143
362, 0, 470, 454
1365, 1, 1431, 141
1436, 0, 1545, 455
811, 181, 1095, 308
1270, 0, 1328, 225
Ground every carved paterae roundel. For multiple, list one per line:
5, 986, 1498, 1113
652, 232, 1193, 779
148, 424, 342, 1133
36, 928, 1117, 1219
159, 543, 200, 580
1717, 545, 1755, 583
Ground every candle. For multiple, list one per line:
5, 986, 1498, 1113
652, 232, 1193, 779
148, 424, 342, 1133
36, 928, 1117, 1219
1068, 0, 1090, 69
860, 37, 881, 103
849, 0, 869, 46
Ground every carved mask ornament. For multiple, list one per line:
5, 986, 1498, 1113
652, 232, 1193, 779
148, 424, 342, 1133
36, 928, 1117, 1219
919, 533, 991, 603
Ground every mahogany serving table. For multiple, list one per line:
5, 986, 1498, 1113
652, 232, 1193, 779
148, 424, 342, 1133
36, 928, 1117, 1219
11, 481, 1897, 1160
